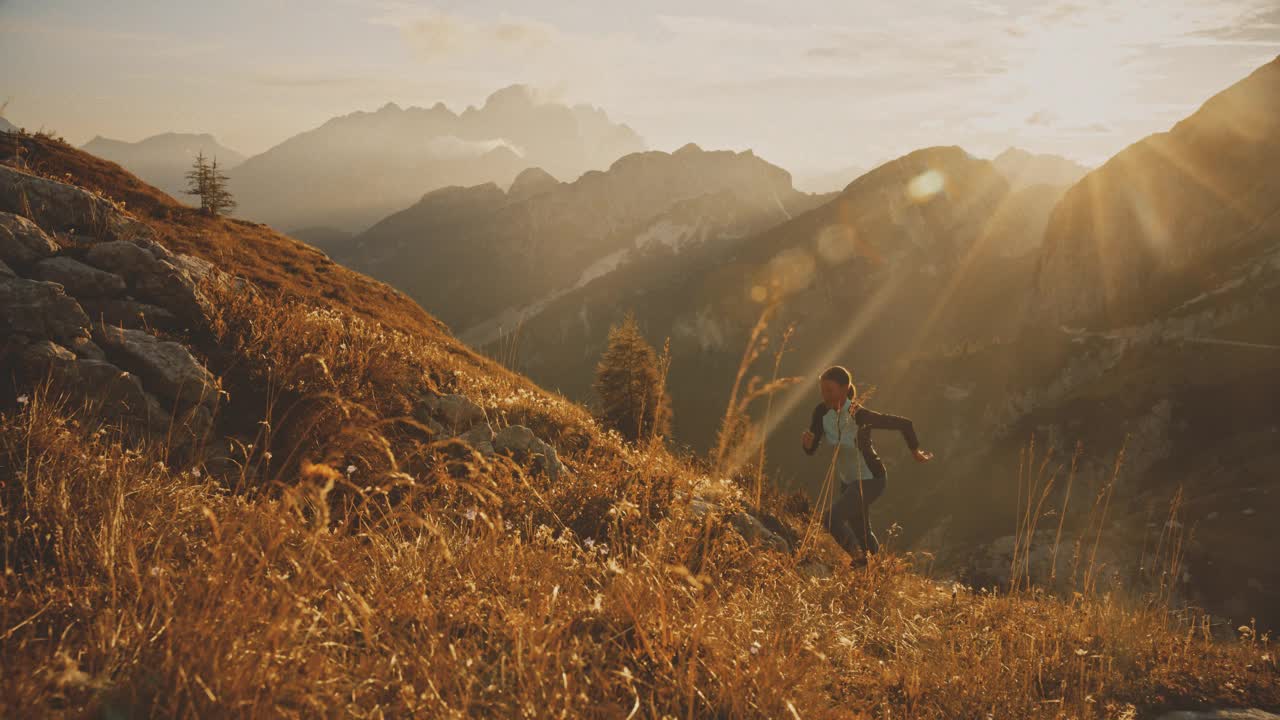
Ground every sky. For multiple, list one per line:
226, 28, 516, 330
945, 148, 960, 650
1, 0, 1278, 175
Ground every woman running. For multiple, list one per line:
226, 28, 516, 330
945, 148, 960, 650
800, 365, 933, 559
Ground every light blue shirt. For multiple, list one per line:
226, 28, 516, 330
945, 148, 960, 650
819, 399, 874, 486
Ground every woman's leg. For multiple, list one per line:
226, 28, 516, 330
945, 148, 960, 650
824, 486, 863, 557
844, 475, 886, 555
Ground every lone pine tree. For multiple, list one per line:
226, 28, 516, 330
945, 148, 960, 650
593, 313, 672, 442
185, 151, 237, 216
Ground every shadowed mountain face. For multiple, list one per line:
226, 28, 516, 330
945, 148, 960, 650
0, 117, 16, 133
888, 57, 1280, 625
81, 133, 246, 202
339, 144, 825, 334
1036, 58, 1280, 328
473, 58, 1280, 625
993, 148, 1089, 191
228, 85, 645, 233
494, 145, 1033, 461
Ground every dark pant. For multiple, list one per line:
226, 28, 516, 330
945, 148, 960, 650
824, 475, 885, 558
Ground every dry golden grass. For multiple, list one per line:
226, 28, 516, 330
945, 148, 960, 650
2, 133, 1277, 718
3, 285, 1278, 719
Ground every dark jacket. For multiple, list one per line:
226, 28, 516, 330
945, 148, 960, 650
804, 402, 920, 480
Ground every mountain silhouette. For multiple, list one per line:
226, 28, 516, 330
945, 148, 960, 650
227, 85, 645, 233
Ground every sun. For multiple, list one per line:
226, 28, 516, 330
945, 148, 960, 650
1010, 27, 1137, 129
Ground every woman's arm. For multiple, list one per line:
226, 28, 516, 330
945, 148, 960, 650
802, 403, 826, 455
855, 407, 920, 451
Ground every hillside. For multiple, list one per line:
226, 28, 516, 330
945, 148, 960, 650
228, 86, 645, 232
81, 132, 246, 202
341, 143, 826, 335
494, 145, 1038, 469
1036, 56, 1280, 327
2, 133, 1276, 717
472, 59, 1280, 630
861, 58, 1280, 626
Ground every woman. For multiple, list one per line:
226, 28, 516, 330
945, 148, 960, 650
800, 366, 932, 559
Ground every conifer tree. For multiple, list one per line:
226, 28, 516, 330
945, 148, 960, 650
185, 152, 237, 216
593, 312, 672, 442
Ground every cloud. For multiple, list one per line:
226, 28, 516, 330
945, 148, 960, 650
251, 71, 367, 88
372, 8, 558, 62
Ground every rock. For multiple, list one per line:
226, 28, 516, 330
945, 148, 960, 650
83, 239, 160, 276
94, 326, 218, 412
170, 253, 216, 280
688, 492, 792, 554
20, 339, 76, 365
83, 241, 209, 327
32, 256, 127, 297
425, 393, 486, 431
0, 277, 91, 344
0, 211, 61, 267
81, 299, 181, 332
67, 337, 107, 361
0, 165, 150, 243
458, 422, 496, 456
18, 340, 168, 429
727, 511, 791, 553
494, 424, 565, 480
0, 258, 14, 278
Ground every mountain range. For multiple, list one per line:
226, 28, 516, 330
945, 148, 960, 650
227, 85, 645, 232
81, 132, 246, 202
329, 57, 1280, 626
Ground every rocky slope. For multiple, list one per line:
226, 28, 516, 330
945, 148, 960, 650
81, 132, 246, 202
228, 85, 645, 232
340, 143, 826, 335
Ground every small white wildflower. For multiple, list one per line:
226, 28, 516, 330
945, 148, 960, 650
149, 566, 162, 577
346, 464, 356, 476
464, 507, 477, 521
191, 467, 202, 479
16, 395, 29, 406
598, 544, 609, 556
750, 641, 761, 655
583, 537, 596, 550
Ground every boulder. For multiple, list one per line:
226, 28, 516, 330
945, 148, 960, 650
18, 340, 168, 428
493, 424, 565, 480
32, 256, 127, 297
423, 393, 486, 431
66, 337, 107, 362
0, 165, 150, 243
83, 241, 209, 327
94, 326, 218, 412
727, 511, 792, 553
0, 277, 91, 344
81, 299, 181, 332
0, 211, 60, 266
457, 422, 496, 456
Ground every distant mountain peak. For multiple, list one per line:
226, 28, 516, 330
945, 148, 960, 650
483, 84, 538, 110
508, 167, 561, 202
992, 147, 1089, 191
675, 143, 704, 155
